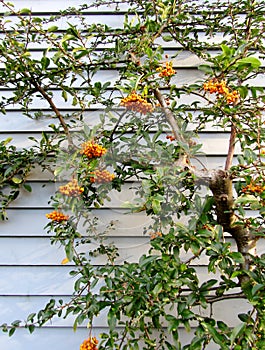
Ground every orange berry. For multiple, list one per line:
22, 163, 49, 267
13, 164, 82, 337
80, 141, 107, 159
90, 169, 115, 183
203, 79, 240, 105
156, 61, 176, 78
46, 210, 69, 222
80, 337, 98, 350
166, 135, 176, 141
149, 231, 162, 239
59, 179, 84, 197
120, 91, 153, 114
242, 182, 265, 194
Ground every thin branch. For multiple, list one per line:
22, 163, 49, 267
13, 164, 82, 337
31, 81, 74, 147
153, 88, 185, 144
206, 292, 245, 304
225, 123, 236, 171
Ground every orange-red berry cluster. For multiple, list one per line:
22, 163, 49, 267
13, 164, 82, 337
59, 179, 84, 197
46, 210, 69, 222
203, 79, 240, 104
80, 141, 107, 159
156, 61, 176, 77
90, 169, 115, 183
242, 182, 265, 194
120, 91, 153, 114
166, 134, 176, 141
80, 337, 98, 350
149, 231, 162, 239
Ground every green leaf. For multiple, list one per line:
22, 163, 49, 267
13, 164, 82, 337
252, 283, 264, 296
235, 194, 258, 205
23, 184, 32, 192
230, 323, 246, 344
8, 327, 16, 337
11, 177, 22, 184
220, 44, 234, 57
41, 56, 50, 69
201, 322, 228, 349
153, 282, 163, 296
152, 198, 161, 214
139, 255, 158, 268
28, 324, 35, 333
19, 8, 31, 14
200, 279, 218, 291
229, 252, 244, 264
62, 90, 68, 102
198, 64, 213, 74
237, 86, 248, 99
61, 34, 77, 43
237, 57, 261, 69
47, 26, 58, 32
65, 242, 74, 261
162, 35, 173, 42
107, 309, 117, 331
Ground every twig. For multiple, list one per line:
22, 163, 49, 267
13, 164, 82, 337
153, 88, 185, 144
206, 292, 245, 304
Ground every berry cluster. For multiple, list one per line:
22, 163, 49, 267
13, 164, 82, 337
80, 337, 98, 350
242, 183, 265, 194
59, 179, 84, 197
156, 61, 176, 77
80, 141, 107, 159
149, 231, 162, 239
203, 79, 240, 104
166, 134, 176, 141
226, 90, 241, 104
46, 210, 69, 222
90, 169, 115, 183
120, 91, 153, 114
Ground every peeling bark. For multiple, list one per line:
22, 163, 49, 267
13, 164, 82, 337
209, 169, 258, 285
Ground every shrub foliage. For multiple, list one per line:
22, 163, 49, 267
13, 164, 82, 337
1, 0, 265, 348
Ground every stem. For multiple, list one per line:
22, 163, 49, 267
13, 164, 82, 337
31, 81, 74, 147
225, 123, 236, 171
153, 88, 185, 144
206, 292, 245, 304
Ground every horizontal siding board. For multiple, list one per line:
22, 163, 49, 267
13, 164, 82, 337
0, 236, 150, 266
0, 68, 262, 92
0, 327, 106, 350
0, 266, 73, 295
1, 236, 264, 267
1, 49, 263, 69
2, 209, 153, 237
0, 111, 239, 133
2, 207, 259, 237
0, 132, 242, 155
0, 1, 263, 348
0, 0, 130, 13
0, 326, 221, 350
2, 87, 262, 110
7, 182, 146, 209
0, 265, 238, 296
0, 295, 250, 327
24, 155, 230, 181
0, 68, 206, 88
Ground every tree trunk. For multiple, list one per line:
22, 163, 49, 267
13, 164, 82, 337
209, 169, 258, 285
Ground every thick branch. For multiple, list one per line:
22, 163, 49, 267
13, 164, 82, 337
209, 169, 258, 282
225, 123, 236, 171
